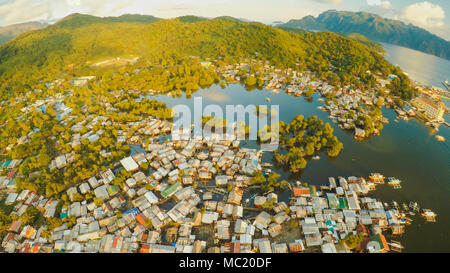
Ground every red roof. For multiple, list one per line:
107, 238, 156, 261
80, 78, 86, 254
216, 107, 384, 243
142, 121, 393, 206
233, 242, 240, 253
293, 187, 310, 196
140, 244, 150, 253
379, 234, 390, 251
289, 243, 303, 252
6, 171, 16, 179
136, 213, 147, 226
112, 236, 120, 249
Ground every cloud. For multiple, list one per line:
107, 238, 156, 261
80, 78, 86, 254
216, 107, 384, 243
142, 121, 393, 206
400, 1, 445, 28
66, 0, 80, 6
311, 0, 343, 5
156, 4, 196, 12
0, 0, 143, 26
0, 0, 53, 25
379, 1, 390, 9
366, 0, 391, 9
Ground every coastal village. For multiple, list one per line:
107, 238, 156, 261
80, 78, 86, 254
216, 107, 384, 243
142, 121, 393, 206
215, 59, 448, 140
0, 59, 441, 253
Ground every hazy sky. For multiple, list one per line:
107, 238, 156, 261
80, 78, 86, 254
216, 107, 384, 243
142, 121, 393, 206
0, 0, 449, 38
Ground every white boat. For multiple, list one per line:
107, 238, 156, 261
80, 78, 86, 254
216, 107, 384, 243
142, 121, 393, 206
421, 209, 437, 222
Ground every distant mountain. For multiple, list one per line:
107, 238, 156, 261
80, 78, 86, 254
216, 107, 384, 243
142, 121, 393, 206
271, 21, 285, 26
281, 10, 450, 60
54, 13, 161, 28
214, 16, 242, 22
0, 22, 48, 45
176, 15, 208, 23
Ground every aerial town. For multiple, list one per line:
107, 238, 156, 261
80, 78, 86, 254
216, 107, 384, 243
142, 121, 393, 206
0, 59, 441, 253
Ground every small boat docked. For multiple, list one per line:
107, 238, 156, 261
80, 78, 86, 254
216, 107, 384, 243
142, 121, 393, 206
387, 177, 402, 189
369, 173, 385, 184
435, 135, 445, 142
421, 209, 437, 222
409, 202, 420, 212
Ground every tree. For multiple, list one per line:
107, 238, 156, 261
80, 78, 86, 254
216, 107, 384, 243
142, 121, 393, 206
64, 216, 77, 228
47, 217, 63, 230
245, 76, 257, 86
250, 171, 266, 185
71, 193, 84, 202
93, 197, 104, 207
305, 142, 315, 156
343, 233, 365, 249
144, 218, 153, 230
327, 141, 343, 157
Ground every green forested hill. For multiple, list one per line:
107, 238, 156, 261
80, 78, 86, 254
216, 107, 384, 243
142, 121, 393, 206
281, 10, 450, 60
343, 33, 385, 53
0, 13, 398, 95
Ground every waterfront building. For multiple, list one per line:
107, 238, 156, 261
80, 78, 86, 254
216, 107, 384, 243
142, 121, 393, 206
414, 97, 445, 121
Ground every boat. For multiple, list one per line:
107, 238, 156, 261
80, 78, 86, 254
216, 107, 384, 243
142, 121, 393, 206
391, 201, 399, 209
421, 209, 437, 222
442, 79, 450, 91
409, 202, 420, 212
387, 177, 402, 189
435, 135, 445, 142
369, 173, 385, 184
402, 203, 409, 211
388, 241, 404, 252
312, 155, 320, 160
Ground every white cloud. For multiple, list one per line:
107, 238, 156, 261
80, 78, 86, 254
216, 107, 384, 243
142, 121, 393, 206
400, 1, 445, 28
379, 1, 391, 9
66, 0, 80, 6
363, 0, 395, 19
312, 0, 343, 4
0, 0, 53, 25
366, 0, 391, 9
0, 0, 140, 25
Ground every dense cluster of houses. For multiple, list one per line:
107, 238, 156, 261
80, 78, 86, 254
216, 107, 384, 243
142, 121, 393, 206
1, 113, 411, 253
0, 59, 422, 253
2, 156, 411, 253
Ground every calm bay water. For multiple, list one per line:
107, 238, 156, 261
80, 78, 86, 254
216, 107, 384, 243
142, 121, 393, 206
382, 42, 450, 109
145, 44, 449, 252
382, 42, 450, 89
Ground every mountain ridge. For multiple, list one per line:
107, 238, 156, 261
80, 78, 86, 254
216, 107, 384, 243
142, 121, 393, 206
281, 10, 450, 60
0, 22, 49, 45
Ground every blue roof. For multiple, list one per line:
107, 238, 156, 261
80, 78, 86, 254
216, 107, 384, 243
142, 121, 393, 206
403, 105, 412, 111
2, 160, 11, 167
123, 208, 140, 217
39, 105, 46, 113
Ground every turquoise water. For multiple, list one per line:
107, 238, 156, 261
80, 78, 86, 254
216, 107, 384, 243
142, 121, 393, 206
150, 81, 449, 252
